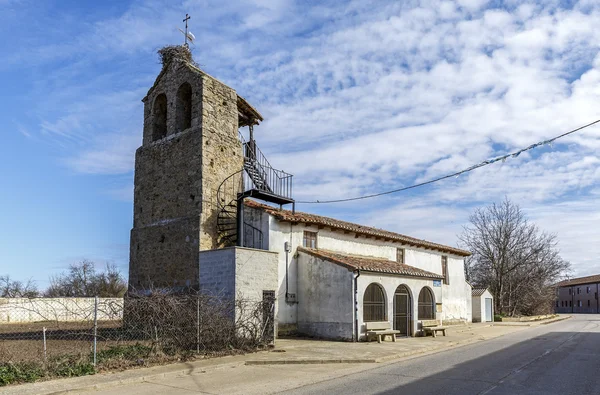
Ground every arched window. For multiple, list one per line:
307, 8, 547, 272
176, 82, 192, 132
152, 93, 168, 141
418, 287, 434, 320
363, 283, 386, 322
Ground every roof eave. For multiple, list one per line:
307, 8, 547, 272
298, 247, 444, 280
237, 95, 263, 126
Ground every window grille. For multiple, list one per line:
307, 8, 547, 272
363, 284, 386, 322
418, 287, 435, 320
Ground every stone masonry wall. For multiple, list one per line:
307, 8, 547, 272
129, 217, 199, 289
199, 76, 244, 251
130, 50, 246, 291
130, 59, 205, 290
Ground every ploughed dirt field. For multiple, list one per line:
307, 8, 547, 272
0, 321, 126, 362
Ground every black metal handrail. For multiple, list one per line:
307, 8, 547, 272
238, 133, 293, 200
216, 169, 264, 249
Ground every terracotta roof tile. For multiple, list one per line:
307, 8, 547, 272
472, 288, 488, 297
298, 247, 444, 279
245, 200, 470, 257
556, 274, 600, 287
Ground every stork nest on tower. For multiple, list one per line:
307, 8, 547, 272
158, 45, 196, 66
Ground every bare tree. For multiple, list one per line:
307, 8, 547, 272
46, 260, 127, 297
0, 275, 39, 297
459, 198, 570, 316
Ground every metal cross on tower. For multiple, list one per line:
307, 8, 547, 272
183, 13, 191, 46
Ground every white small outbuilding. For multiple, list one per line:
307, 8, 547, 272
472, 288, 494, 322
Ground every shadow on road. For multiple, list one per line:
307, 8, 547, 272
375, 329, 600, 395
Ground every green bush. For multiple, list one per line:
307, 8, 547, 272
0, 355, 95, 386
0, 362, 44, 386
52, 360, 94, 378
494, 314, 503, 322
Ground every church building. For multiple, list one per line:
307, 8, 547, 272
129, 45, 472, 341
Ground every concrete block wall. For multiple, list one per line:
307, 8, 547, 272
0, 298, 123, 323
198, 247, 278, 302
199, 248, 236, 300
234, 247, 278, 302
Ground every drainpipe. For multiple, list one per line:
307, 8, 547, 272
353, 270, 361, 342
236, 196, 244, 247
284, 241, 291, 302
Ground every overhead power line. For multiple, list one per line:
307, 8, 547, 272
297, 118, 600, 204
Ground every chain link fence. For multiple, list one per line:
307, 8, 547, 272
0, 293, 274, 386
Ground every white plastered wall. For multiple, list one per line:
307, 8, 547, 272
296, 252, 354, 339
243, 206, 472, 334
356, 273, 442, 338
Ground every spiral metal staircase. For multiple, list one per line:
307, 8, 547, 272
216, 133, 294, 248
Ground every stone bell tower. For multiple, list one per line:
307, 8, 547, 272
128, 46, 263, 290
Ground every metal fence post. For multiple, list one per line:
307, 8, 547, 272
196, 295, 200, 354
93, 296, 98, 366
42, 326, 47, 364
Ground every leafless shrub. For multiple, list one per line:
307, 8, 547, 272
0, 276, 39, 298
45, 261, 127, 298
121, 290, 271, 354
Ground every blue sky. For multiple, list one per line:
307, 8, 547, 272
1, 0, 599, 289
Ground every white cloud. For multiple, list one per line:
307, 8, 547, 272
65, 133, 140, 175
9, 0, 600, 272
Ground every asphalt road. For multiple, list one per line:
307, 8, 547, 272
286, 314, 600, 395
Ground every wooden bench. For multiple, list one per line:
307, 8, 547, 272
366, 322, 400, 343
421, 320, 447, 337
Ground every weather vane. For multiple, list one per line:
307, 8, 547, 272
178, 13, 196, 46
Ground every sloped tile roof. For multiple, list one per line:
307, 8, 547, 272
245, 200, 470, 257
298, 247, 444, 279
556, 274, 600, 287
472, 288, 488, 297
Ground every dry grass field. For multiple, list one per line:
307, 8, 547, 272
0, 321, 126, 363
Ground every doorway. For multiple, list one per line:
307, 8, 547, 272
394, 285, 412, 336
485, 298, 493, 322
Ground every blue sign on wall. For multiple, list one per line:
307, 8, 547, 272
433, 280, 442, 287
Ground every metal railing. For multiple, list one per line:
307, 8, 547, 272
239, 133, 293, 200
215, 169, 265, 248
